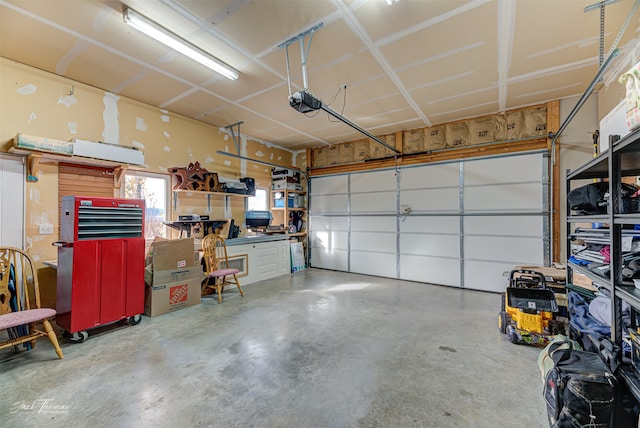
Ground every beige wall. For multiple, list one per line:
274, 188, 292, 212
556, 95, 600, 263
0, 58, 303, 264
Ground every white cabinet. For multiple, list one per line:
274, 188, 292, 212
226, 238, 292, 285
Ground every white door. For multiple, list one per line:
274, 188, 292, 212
0, 154, 25, 248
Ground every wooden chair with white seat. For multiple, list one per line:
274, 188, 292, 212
201, 234, 244, 304
0, 247, 63, 359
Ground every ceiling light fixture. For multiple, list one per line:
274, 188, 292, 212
123, 7, 239, 80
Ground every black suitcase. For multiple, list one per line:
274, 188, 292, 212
542, 341, 615, 427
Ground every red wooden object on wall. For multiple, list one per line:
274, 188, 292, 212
55, 196, 145, 341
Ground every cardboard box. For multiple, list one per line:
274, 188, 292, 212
146, 237, 195, 274
37, 266, 58, 310
144, 265, 202, 317
571, 272, 598, 292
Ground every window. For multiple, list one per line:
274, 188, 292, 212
121, 172, 170, 241
247, 188, 268, 211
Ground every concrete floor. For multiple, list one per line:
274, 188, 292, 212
0, 268, 548, 427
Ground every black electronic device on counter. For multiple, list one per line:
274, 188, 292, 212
245, 211, 272, 230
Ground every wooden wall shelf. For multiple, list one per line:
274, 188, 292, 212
8, 147, 135, 188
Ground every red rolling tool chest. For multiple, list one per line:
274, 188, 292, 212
55, 196, 145, 342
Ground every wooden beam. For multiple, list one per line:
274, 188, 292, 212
305, 148, 312, 173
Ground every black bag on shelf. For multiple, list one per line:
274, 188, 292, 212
567, 182, 639, 215
540, 338, 616, 427
240, 177, 256, 196
567, 182, 608, 214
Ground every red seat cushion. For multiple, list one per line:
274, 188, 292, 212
0, 308, 56, 330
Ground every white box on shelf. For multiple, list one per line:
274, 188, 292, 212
71, 139, 145, 165
272, 180, 303, 191
619, 61, 640, 132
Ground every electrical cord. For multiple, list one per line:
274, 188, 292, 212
327, 85, 347, 123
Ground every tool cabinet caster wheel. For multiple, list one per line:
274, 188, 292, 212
128, 314, 142, 326
71, 331, 88, 343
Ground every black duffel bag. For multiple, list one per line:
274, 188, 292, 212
540, 338, 616, 427
567, 182, 639, 215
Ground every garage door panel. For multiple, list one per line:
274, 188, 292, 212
464, 183, 542, 211
351, 169, 396, 192
400, 255, 460, 287
464, 153, 543, 185
465, 216, 542, 236
465, 260, 521, 293
400, 216, 459, 234
465, 235, 544, 265
352, 191, 396, 213
351, 231, 396, 252
400, 162, 460, 189
400, 233, 459, 258
400, 188, 459, 212
312, 249, 349, 271
311, 175, 348, 195
311, 194, 349, 214
351, 251, 396, 277
311, 230, 349, 252
310, 215, 348, 231
351, 216, 396, 232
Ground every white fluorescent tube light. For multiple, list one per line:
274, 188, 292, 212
123, 7, 239, 80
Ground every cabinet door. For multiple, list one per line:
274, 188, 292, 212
226, 241, 292, 285
253, 241, 284, 282
70, 241, 101, 331
124, 238, 145, 316
226, 243, 256, 284
99, 239, 128, 324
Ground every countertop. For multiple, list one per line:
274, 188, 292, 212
225, 234, 292, 246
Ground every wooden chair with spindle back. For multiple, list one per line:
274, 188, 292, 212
0, 247, 63, 359
201, 235, 244, 304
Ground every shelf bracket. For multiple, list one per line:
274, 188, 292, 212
224, 121, 244, 155
113, 165, 128, 189
26, 153, 42, 182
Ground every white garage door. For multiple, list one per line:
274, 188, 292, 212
309, 151, 549, 292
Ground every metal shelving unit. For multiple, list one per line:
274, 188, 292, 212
566, 126, 640, 403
